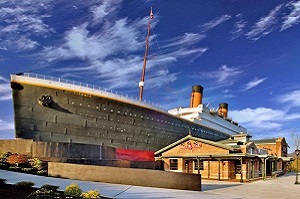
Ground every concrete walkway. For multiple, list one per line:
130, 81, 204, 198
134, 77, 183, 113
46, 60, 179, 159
1, 169, 300, 199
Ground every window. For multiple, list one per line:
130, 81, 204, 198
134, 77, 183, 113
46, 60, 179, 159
170, 159, 178, 170
250, 147, 254, 154
194, 160, 204, 170
236, 161, 241, 174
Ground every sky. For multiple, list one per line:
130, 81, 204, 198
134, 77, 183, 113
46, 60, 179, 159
1, 0, 300, 152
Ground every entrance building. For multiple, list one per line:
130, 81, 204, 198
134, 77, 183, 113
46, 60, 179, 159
155, 133, 292, 182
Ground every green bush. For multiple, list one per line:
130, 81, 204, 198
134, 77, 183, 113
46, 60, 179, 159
15, 181, 35, 189
64, 183, 82, 197
9, 165, 21, 171
0, 162, 8, 169
0, 178, 6, 185
81, 190, 101, 198
28, 187, 61, 198
28, 158, 43, 171
41, 184, 60, 191
0, 151, 12, 162
22, 167, 35, 173
36, 169, 48, 176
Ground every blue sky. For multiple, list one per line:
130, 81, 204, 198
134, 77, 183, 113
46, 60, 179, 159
1, 0, 300, 151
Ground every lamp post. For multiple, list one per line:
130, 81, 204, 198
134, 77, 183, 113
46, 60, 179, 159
295, 149, 300, 184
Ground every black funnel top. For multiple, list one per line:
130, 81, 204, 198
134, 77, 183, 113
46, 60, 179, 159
219, 103, 228, 109
192, 85, 203, 93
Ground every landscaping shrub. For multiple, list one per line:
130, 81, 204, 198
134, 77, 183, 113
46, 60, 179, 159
81, 190, 101, 198
0, 178, 6, 185
0, 152, 11, 169
15, 181, 35, 189
28, 157, 48, 175
41, 184, 60, 191
0, 153, 48, 175
0, 162, 8, 169
28, 187, 61, 198
21, 167, 35, 173
64, 183, 82, 197
6, 153, 28, 166
0, 151, 12, 162
36, 169, 48, 176
9, 165, 21, 172
28, 158, 43, 171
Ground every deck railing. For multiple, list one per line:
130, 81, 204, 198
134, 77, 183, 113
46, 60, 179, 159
21, 73, 165, 112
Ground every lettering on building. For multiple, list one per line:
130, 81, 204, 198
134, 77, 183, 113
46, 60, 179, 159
180, 141, 202, 150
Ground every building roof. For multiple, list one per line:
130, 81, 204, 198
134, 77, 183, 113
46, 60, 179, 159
218, 139, 243, 144
156, 153, 264, 159
154, 135, 236, 155
251, 138, 278, 144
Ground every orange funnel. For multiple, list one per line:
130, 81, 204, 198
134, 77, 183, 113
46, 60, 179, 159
218, 103, 228, 118
190, 85, 203, 108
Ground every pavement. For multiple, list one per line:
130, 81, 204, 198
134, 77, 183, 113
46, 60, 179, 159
1, 169, 300, 199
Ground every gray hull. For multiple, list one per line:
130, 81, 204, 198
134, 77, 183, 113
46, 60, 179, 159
11, 74, 229, 152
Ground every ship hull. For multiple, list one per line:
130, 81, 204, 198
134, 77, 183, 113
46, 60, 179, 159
11, 74, 229, 152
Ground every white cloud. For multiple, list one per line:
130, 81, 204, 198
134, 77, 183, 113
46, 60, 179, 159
281, 1, 300, 31
200, 65, 243, 86
0, 0, 53, 51
245, 4, 283, 40
0, 84, 12, 101
91, 0, 121, 24
0, 76, 11, 101
162, 33, 206, 49
243, 77, 267, 91
200, 14, 231, 32
230, 107, 285, 131
43, 14, 146, 62
42, 0, 207, 91
230, 107, 300, 134
0, 119, 14, 132
0, 119, 15, 139
1, 36, 39, 51
231, 14, 247, 40
278, 90, 300, 107
0, 75, 8, 82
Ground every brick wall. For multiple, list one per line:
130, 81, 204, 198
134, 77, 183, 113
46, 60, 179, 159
0, 139, 115, 160
48, 162, 202, 191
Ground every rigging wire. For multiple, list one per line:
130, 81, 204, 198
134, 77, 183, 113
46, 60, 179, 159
148, 26, 181, 106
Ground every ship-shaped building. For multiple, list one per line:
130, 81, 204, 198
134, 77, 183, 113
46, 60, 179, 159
10, 73, 246, 157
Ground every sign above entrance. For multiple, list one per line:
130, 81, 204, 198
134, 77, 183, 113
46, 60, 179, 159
180, 141, 202, 150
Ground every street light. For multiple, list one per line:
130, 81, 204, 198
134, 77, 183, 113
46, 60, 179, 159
295, 149, 300, 184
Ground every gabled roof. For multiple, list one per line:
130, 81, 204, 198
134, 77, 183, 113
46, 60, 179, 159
218, 139, 243, 144
154, 135, 236, 155
252, 138, 278, 144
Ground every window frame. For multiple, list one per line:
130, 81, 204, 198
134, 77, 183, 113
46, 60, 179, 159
170, 159, 178, 170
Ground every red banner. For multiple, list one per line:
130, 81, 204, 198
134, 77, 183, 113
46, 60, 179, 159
116, 148, 155, 161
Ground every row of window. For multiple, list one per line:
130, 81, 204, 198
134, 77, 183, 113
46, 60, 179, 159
170, 159, 243, 174
70, 99, 226, 137
169, 159, 204, 170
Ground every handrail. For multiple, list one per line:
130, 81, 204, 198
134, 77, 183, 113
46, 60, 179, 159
20, 73, 165, 112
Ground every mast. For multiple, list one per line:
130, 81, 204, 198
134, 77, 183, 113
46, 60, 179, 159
139, 7, 154, 101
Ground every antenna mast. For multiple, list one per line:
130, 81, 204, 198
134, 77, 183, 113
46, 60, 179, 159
139, 7, 153, 101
